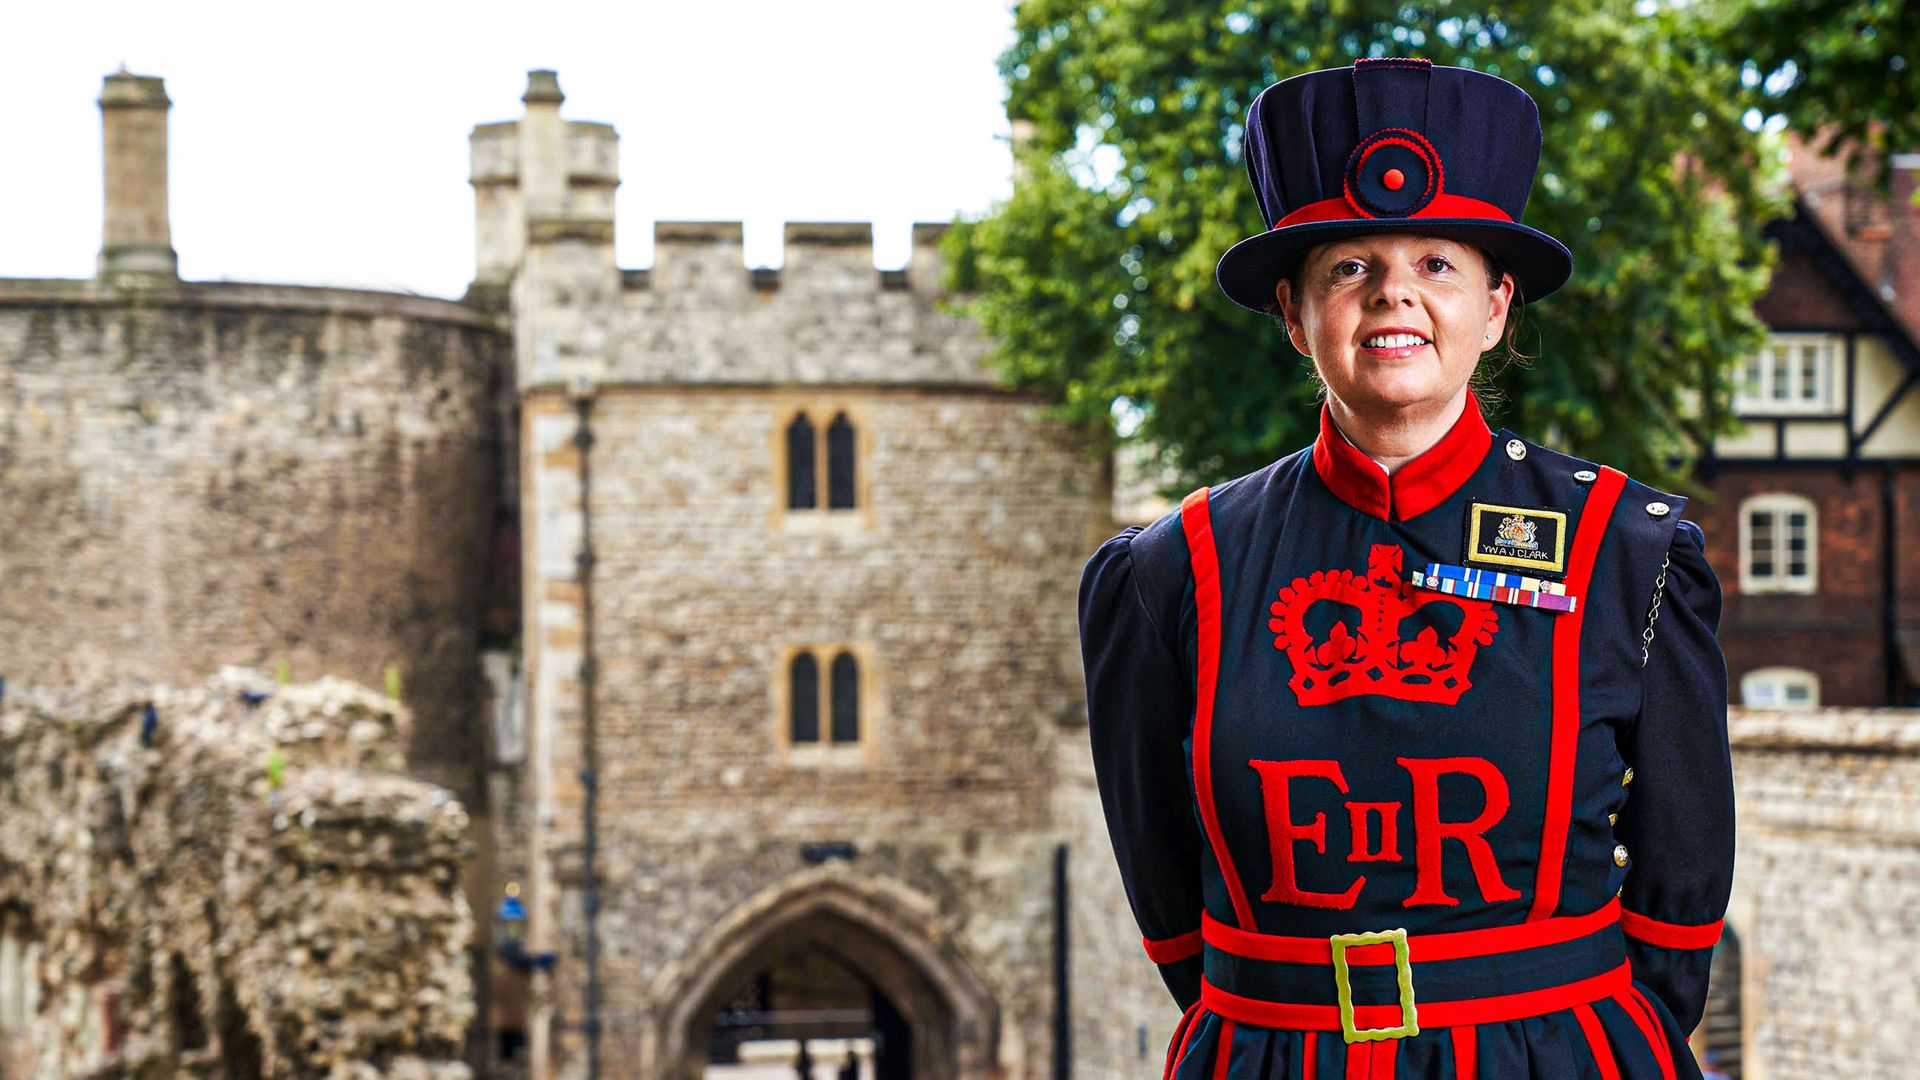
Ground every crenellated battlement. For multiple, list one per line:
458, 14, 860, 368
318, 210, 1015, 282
635, 219, 953, 295
472, 69, 982, 388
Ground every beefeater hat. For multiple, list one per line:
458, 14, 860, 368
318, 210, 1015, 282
1215, 56, 1573, 313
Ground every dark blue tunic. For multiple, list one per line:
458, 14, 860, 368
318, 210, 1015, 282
1079, 390, 1733, 1079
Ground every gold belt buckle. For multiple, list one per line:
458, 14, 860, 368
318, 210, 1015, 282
1329, 927, 1419, 1043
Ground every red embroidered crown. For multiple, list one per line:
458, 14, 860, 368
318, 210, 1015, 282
1268, 544, 1499, 706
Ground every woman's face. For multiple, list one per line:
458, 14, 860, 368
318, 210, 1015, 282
1273, 232, 1513, 418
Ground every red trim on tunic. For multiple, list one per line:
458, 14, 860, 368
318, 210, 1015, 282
1182, 487, 1258, 930
1530, 465, 1627, 920
1346, 1040, 1369, 1078
1450, 1025, 1477, 1080
1371, 1038, 1399, 1076
1574, 1002, 1622, 1080
1199, 959, 1632, 1031
1203, 896, 1620, 964
1144, 928, 1204, 964
1310, 389, 1494, 521
1274, 192, 1517, 229
1620, 909, 1725, 950
1163, 1000, 1201, 1080
1170, 1001, 1204, 1080
1210, 1019, 1236, 1080
1301, 1031, 1318, 1080
1615, 988, 1678, 1080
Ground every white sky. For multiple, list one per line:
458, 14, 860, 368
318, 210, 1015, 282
0, 0, 1020, 300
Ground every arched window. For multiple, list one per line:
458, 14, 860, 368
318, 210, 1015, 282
830, 650, 860, 743
780, 645, 873, 755
789, 652, 820, 743
827, 412, 857, 510
1740, 666, 1820, 709
786, 412, 816, 510
1738, 493, 1816, 594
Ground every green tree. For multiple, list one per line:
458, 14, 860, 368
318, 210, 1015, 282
945, 0, 1794, 498
1708, 0, 1920, 194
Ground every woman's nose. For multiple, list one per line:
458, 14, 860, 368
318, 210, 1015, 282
1369, 263, 1418, 306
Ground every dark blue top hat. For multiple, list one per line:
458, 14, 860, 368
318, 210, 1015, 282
1215, 56, 1573, 313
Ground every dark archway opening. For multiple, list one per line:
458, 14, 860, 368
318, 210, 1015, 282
701, 938, 902, 1080
685, 906, 965, 1080
1699, 924, 1744, 1079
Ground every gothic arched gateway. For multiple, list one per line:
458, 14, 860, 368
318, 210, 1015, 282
644, 869, 1000, 1080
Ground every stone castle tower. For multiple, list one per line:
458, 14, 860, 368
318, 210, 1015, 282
0, 69, 514, 1077
472, 71, 1167, 1078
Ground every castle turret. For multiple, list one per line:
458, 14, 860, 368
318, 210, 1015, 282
97, 67, 177, 282
469, 69, 619, 290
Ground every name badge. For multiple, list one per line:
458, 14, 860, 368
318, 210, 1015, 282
1462, 501, 1567, 578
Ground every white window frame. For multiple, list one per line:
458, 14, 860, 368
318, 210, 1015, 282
1734, 332, 1839, 414
1741, 666, 1820, 709
1738, 493, 1818, 594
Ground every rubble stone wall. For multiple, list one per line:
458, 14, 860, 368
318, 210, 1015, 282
0, 669, 475, 1080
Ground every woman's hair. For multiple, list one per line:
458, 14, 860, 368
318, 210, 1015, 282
1267, 239, 1534, 409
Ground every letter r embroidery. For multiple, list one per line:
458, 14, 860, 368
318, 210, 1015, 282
1398, 756, 1522, 907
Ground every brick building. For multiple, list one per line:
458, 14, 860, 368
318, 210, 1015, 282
1691, 133, 1920, 709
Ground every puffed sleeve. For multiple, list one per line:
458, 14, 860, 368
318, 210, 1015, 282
1614, 517, 1734, 1035
1078, 526, 1205, 1012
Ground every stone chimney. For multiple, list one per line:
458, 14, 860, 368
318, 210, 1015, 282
97, 67, 178, 282
519, 69, 567, 225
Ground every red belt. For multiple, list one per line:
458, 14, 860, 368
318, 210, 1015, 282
1198, 898, 1631, 1043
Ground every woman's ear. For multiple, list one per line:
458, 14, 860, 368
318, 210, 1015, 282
1484, 271, 1516, 347
1274, 278, 1311, 358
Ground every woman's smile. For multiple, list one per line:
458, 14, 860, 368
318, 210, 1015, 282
1355, 327, 1437, 366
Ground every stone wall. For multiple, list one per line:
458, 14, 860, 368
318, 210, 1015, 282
0, 668, 474, 1079
519, 384, 1118, 1078
0, 279, 512, 803
1724, 707, 1920, 1080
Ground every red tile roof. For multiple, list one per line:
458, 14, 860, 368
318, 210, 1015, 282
1783, 126, 1920, 346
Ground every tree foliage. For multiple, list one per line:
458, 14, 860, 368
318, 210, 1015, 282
944, 0, 1797, 497
1708, 0, 1920, 193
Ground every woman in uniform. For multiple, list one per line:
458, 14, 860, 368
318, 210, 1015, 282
1079, 57, 1734, 1079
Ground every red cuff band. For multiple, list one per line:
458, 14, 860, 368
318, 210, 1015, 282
1620, 908, 1724, 950
1143, 928, 1203, 964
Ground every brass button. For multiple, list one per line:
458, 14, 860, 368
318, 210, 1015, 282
1621, 766, 1635, 787
1608, 812, 1618, 826
1613, 843, 1630, 867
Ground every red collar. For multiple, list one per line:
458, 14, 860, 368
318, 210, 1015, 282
1311, 390, 1494, 521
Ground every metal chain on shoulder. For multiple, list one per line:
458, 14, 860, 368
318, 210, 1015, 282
1640, 550, 1671, 667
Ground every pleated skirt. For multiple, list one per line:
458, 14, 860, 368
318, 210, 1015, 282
1165, 978, 1701, 1080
